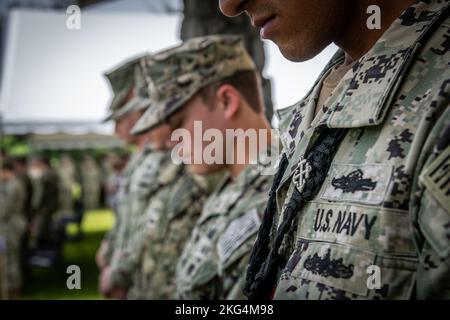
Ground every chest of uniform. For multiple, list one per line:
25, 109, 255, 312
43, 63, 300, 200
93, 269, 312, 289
176, 185, 262, 295
278, 97, 432, 211
128, 156, 162, 197
274, 119, 428, 299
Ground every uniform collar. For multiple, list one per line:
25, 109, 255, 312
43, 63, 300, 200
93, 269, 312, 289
197, 145, 277, 224
277, 0, 448, 140
325, 0, 449, 128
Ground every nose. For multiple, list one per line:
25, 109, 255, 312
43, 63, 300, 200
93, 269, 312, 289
219, 0, 248, 17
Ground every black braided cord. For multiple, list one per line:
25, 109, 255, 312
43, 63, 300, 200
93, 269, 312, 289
245, 128, 348, 300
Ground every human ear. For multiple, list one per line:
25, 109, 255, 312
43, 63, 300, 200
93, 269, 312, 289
216, 84, 241, 120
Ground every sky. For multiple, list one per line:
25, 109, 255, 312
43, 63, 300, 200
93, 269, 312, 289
0, 4, 337, 125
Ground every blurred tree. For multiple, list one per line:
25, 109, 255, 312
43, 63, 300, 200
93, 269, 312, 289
181, 0, 273, 120
0, 135, 29, 155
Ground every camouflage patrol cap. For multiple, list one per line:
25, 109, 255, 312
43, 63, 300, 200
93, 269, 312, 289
131, 35, 256, 135
103, 54, 152, 122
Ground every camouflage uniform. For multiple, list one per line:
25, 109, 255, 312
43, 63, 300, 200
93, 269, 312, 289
102, 150, 143, 267
129, 35, 277, 299
100, 54, 152, 266
80, 157, 101, 211
57, 156, 76, 215
103, 149, 152, 262
104, 54, 215, 294
34, 166, 60, 246
109, 149, 183, 289
176, 157, 274, 299
264, 0, 450, 299
127, 170, 219, 299
0, 176, 27, 292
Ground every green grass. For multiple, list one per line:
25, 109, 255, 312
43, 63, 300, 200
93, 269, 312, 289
22, 210, 114, 300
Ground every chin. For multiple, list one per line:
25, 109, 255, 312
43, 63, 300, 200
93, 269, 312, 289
279, 38, 328, 62
280, 47, 315, 63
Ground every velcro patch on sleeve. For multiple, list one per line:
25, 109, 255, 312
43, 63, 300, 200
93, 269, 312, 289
420, 146, 450, 213
217, 208, 261, 266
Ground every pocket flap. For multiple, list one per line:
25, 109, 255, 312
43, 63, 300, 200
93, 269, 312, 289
292, 242, 376, 296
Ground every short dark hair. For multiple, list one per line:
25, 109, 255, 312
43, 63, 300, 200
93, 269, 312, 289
199, 70, 265, 114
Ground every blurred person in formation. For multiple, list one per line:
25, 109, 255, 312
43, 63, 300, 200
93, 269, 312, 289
130, 36, 278, 300
57, 154, 76, 216
99, 153, 114, 208
97, 54, 171, 298
11, 156, 34, 283
99, 52, 218, 300
95, 54, 155, 276
104, 154, 128, 212
0, 149, 6, 163
29, 156, 60, 247
11, 157, 33, 223
0, 158, 27, 299
80, 155, 102, 211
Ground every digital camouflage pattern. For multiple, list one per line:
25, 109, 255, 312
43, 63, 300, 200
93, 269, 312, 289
103, 53, 152, 122
412, 107, 450, 299
269, 0, 450, 299
127, 170, 220, 299
131, 35, 256, 134
100, 54, 152, 264
0, 176, 26, 292
176, 150, 276, 300
108, 150, 215, 293
101, 149, 150, 267
108, 148, 172, 288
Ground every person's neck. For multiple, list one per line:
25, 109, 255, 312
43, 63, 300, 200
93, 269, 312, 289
335, 0, 416, 61
227, 115, 273, 178
136, 136, 149, 151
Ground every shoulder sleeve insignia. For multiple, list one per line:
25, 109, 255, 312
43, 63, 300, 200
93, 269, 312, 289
420, 145, 450, 213
217, 208, 261, 266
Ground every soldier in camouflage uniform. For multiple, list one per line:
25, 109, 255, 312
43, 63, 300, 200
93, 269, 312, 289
80, 155, 102, 211
0, 159, 27, 299
32, 156, 60, 247
96, 54, 153, 273
98, 53, 215, 300
97, 54, 177, 299
220, 0, 450, 299
96, 54, 161, 285
122, 158, 218, 300
132, 35, 279, 299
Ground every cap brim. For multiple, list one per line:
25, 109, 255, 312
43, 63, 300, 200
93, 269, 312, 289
130, 101, 160, 135
102, 112, 115, 123
130, 91, 195, 136
102, 96, 151, 124
113, 96, 151, 120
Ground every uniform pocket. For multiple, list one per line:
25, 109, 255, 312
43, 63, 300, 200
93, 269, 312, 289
275, 240, 418, 300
